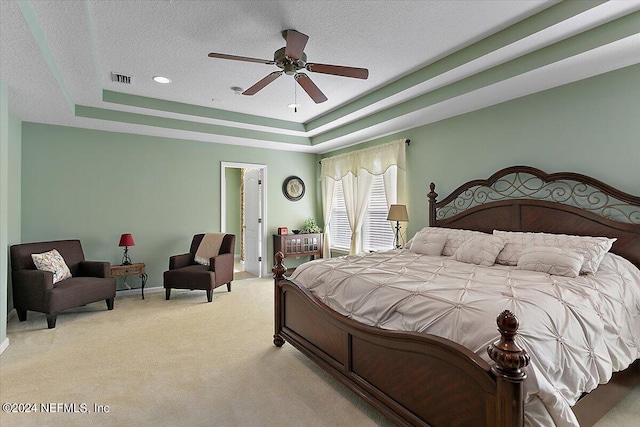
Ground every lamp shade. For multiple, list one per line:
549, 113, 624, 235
118, 233, 135, 247
387, 204, 409, 222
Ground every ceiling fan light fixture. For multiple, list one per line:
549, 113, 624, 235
207, 28, 368, 102
153, 76, 171, 84
287, 103, 300, 110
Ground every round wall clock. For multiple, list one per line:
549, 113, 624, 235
282, 176, 305, 201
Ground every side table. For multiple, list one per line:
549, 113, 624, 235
110, 263, 148, 300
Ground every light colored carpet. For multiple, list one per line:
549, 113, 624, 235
0, 278, 638, 427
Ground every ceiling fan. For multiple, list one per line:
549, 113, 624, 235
208, 29, 369, 104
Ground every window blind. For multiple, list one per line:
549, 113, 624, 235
330, 175, 395, 252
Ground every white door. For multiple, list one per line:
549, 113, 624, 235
244, 168, 262, 276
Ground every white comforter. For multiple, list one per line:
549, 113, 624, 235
290, 250, 640, 427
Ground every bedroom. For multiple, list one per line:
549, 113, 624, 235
1, 1, 639, 426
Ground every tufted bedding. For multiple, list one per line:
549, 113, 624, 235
290, 250, 640, 427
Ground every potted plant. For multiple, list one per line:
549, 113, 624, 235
301, 218, 322, 234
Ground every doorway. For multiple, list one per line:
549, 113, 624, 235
221, 162, 267, 278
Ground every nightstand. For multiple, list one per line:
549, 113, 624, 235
110, 263, 148, 300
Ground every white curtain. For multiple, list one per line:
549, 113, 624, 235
321, 176, 335, 258
342, 171, 373, 254
321, 139, 407, 254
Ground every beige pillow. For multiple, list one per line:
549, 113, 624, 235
494, 230, 615, 274
452, 235, 505, 266
409, 232, 448, 256
31, 249, 72, 284
409, 227, 489, 256
516, 246, 584, 277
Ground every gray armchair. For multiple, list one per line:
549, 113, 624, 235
163, 234, 235, 302
10, 239, 116, 329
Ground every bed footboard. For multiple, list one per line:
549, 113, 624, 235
273, 252, 529, 427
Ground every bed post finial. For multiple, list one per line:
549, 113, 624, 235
272, 251, 286, 280
488, 310, 529, 427
428, 182, 438, 226
487, 310, 530, 380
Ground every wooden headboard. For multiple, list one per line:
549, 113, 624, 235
427, 166, 640, 268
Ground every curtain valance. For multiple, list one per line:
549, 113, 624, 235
320, 139, 406, 180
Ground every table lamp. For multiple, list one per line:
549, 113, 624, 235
387, 204, 409, 249
118, 233, 135, 265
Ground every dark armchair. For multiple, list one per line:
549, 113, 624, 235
10, 239, 116, 329
163, 233, 235, 302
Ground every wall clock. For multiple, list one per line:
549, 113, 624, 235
282, 176, 305, 201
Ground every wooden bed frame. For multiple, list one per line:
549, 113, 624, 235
272, 166, 640, 427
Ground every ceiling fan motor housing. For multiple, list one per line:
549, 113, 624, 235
274, 47, 307, 75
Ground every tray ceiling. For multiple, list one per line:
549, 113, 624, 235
1, 1, 639, 153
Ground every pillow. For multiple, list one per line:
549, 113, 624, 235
31, 249, 72, 284
409, 232, 448, 256
516, 246, 584, 277
452, 235, 505, 266
493, 230, 616, 274
409, 227, 489, 256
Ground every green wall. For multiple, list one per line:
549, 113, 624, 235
6, 113, 21, 313
1, 82, 22, 351
20, 125, 318, 289
0, 81, 8, 351
322, 64, 640, 239
12, 64, 640, 312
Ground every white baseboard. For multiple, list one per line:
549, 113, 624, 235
0, 337, 9, 354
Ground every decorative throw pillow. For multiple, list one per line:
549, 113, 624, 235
494, 230, 615, 274
409, 227, 489, 256
516, 246, 584, 277
452, 235, 505, 266
31, 249, 72, 284
409, 232, 448, 256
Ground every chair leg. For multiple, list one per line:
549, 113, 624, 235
17, 308, 27, 322
46, 314, 57, 329
106, 298, 114, 310
165, 288, 171, 300
206, 290, 213, 302
227, 282, 231, 292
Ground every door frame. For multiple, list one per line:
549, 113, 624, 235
220, 161, 267, 278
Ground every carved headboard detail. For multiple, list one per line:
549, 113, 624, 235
428, 166, 640, 268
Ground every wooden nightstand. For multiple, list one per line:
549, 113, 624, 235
110, 263, 148, 300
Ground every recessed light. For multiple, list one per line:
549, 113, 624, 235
153, 76, 171, 84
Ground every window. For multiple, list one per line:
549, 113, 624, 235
330, 174, 395, 252
321, 139, 406, 255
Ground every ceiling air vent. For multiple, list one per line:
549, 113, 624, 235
111, 72, 132, 84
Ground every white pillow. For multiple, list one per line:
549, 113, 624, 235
31, 249, 72, 284
409, 232, 448, 256
452, 235, 505, 266
410, 227, 489, 256
494, 230, 616, 274
516, 246, 584, 277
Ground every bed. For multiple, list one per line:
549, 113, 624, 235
272, 166, 640, 427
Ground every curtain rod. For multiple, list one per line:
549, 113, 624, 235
318, 139, 410, 165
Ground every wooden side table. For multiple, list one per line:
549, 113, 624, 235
273, 233, 323, 260
110, 263, 148, 300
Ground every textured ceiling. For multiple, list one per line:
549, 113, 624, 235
1, 1, 639, 153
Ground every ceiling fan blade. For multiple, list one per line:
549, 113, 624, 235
284, 29, 309, 61
242, 71, 283, 95
208, 52, 275, 65
306, 63, 369, 79
295, 73, 328, 104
